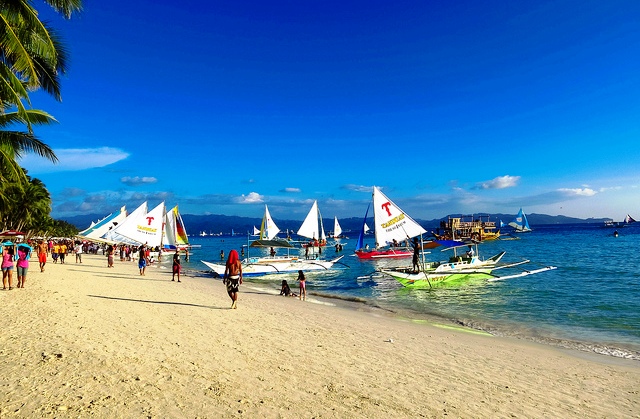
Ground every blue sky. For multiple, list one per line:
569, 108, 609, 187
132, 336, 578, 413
19, 0, 640, 222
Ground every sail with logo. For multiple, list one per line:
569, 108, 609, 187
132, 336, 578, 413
355, 186, 426, 259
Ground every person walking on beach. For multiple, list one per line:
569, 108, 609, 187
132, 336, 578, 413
107, 245, 114, 268
172, 249, 181, 282
223, 249, 242, 309
75, 242, 83, 263
296, 270, 307, 301
59, 241, 67, 264
37, 240, 48, 272
52, 242, 59, 264
2, 244, 15, 290
138, 245, 147, 275
16, 244, 30, 288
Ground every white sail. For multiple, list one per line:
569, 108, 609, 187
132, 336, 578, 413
260, 205, 280, 240
252, 226, 260, 236
298, 201, 321, 240
102, 202, 148, 244
333, 216, 342, 238
79, 206, 127, 242
372, 186, 426, 247
103, 202, 166, 246
364, 222, 370, 234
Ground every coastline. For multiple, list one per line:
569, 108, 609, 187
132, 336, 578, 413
1, 254, 638, 417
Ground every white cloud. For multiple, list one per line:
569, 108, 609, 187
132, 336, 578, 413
19, 147, 129, 174
236, 192, 263, 203
281, 187, 301, 193
121, 176, 158, 186
558, 187, 597, 197
475, 175, 520, 190
342, 184, 373, 192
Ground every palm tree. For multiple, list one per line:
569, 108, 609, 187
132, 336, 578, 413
0, 0, 83, 174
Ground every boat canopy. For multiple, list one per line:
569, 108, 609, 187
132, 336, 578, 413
249, 239, 294, 248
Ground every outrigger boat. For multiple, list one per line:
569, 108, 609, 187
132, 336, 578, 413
201, 205, 345, 277
379, 240, 556, 288
355, 186, 427, 259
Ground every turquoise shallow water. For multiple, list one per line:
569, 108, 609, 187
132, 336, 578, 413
181, 224, 640, 360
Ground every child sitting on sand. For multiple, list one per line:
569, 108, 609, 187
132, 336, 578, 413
280, 280, 297, 297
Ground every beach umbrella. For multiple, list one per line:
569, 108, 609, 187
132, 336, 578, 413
0, 230, 25, 240
2, 241, 15, 246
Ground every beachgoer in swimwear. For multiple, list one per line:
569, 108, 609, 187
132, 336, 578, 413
280, 279, 297, 297
223, 249, 242, 309
172, 249, 181, 282
297, 270, 306, 301
37, 240, 47, 272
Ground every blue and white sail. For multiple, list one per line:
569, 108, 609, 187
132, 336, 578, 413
508, 208, 532, 233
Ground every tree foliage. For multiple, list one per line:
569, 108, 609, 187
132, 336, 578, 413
0, 0, 82, 236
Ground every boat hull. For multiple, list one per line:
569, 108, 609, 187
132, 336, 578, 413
201, 255, 344, 277
380, 251, 506, 288
355, 248, 412, 259
382, 268, 495, 288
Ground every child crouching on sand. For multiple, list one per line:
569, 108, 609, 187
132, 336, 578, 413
280, 280, 297, 297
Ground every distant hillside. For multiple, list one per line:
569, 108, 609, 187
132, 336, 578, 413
65, 212, 610, 236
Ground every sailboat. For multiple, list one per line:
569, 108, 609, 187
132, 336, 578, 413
379, 239, 556, 288
331, 216, 348, 239
77, 206, 128, 243
163, 206, 190, 250
201, 204, 345, 277
355, 186, 427, 259
508, 208, 532, 233
101, 202, 165, 245
297, 200, 327, 249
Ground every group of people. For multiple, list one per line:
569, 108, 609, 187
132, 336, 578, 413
1, 238, 82, 290
220, 249, 308, 309
279, 271, 306, 300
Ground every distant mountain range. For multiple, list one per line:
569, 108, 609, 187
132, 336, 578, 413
64, 212, 612, 236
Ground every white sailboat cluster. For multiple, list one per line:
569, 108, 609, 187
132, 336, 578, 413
77, 202, 190, 250
201, 204, 344, 277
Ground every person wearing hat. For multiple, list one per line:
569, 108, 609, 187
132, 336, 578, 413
2, 242, 15, 290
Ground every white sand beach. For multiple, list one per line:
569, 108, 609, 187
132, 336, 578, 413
1, 253, 638, 418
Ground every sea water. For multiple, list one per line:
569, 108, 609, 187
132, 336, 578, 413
177, 224, 640, 360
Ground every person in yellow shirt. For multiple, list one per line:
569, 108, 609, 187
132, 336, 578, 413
52, 242, 60, 264
59, 242, 67, 264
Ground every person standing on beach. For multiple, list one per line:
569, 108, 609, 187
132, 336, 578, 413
37, 240, 48, 272
138, 245, 147, 275
223, 249, 242, 309
16, 244, 30, 288
2, 244, 15, 290
297, 270, 307, 301
172, 249, 181, 282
